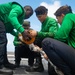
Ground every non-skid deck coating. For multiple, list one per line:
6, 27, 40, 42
8, 52, 48, 75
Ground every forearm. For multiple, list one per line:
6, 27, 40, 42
37, 31, 54, 38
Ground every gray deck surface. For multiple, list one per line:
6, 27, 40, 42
8, 52, 48, 75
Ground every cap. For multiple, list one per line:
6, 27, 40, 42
23, 21, 30, 26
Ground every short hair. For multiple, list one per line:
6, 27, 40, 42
35, 6, 48, 15
54, 5, 72, 16
24, 5, 33, 17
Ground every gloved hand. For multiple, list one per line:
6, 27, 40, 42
18, 41, 23, 45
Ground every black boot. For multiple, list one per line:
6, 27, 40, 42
33, 56, 44, 72
0, 65, 13, 75
15, 62, 20, 68
26, 65, 35, 72
4, 52, 17, 69
26, 57, 44, 72
34, 62, 44, 72
26, 59, 35, 72
4, 62, 17, 69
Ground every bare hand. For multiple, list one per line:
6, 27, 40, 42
22, 29, 31, 40
43, 54, 48, 60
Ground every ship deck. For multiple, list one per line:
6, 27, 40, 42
7, 52, 48, 75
